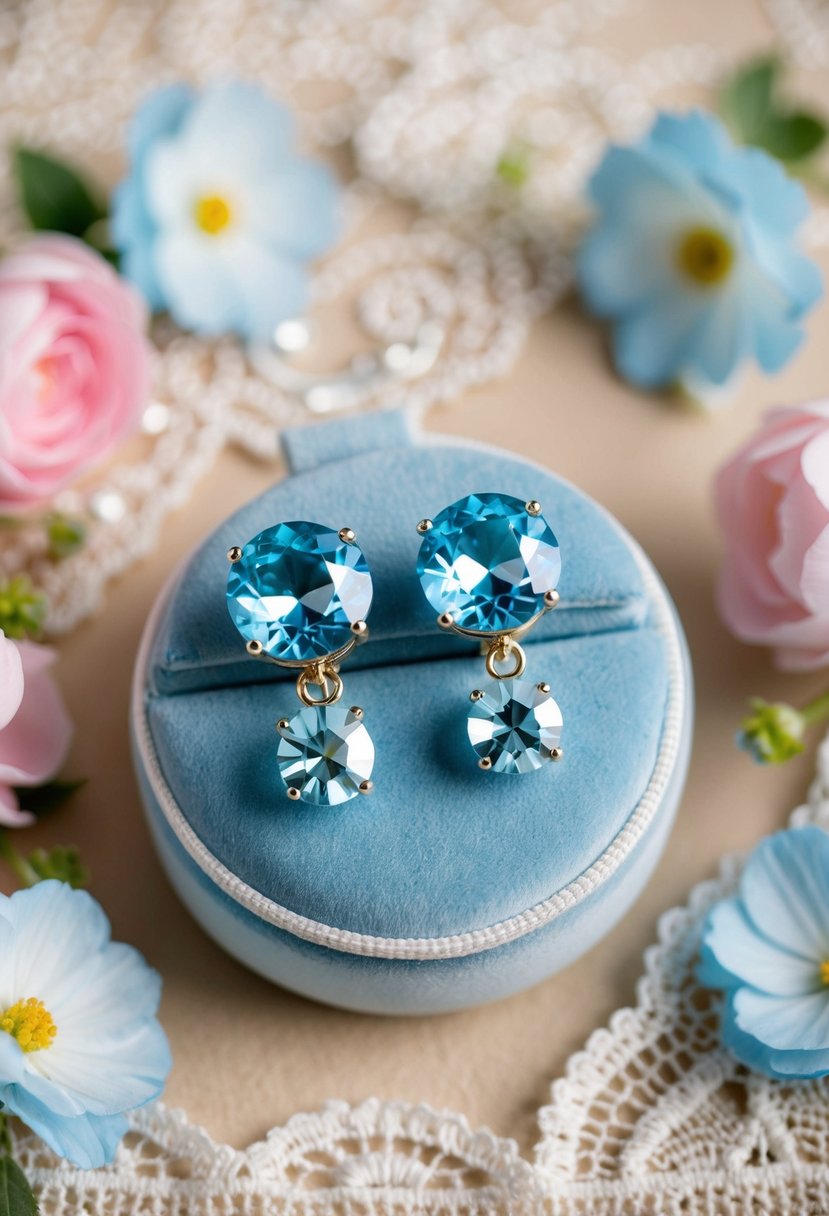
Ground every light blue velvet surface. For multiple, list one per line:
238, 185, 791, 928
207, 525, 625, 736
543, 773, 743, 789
133, 410, 691, 1011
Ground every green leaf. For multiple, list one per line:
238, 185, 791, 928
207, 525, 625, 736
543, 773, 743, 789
720, 56, 779, 144
757, 111, 827, 162
0, 576, 46, 641
45, 514, 87, 561
12, 779, 86, 819
0, 1157, 39, 1216
720, 55, 828, 165
13, 147, 106, 238
25, 843, 89, 890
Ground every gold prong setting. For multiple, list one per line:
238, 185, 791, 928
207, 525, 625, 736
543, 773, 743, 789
415, 493, 564, 776
227, 520, 376, 807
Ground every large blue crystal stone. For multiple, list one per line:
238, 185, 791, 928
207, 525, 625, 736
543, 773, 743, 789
277, 705, 375, 805
417, 493, 561, 633
226, 522, 373, 662
467, 678, 563, 774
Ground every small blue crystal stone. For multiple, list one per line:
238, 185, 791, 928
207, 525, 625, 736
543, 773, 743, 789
278, 705, 375, 805
227, 522, 373, 662
417, 493, 561, 632
467, 678, 563, 774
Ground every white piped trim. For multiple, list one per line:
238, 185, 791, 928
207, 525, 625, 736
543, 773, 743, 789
132, 533, 686, 961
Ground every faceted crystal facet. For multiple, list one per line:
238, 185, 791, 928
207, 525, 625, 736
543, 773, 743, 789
416, 493, 561, 632
467, 678, 562, 774
277, 705, 375, 805
227, 522, 373, 662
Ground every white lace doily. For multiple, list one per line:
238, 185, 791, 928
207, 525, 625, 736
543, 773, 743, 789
11, 731, 829, 1215
3, 0, 829, 634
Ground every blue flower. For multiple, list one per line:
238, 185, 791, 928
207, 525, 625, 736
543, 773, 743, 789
578, 110, 822, 397
699, 826, 829, 1079
112, 80, 340, 341
0, 881, 170, 1167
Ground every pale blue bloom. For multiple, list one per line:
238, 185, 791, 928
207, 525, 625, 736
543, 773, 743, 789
578, 110, 822, 397
112, 80, 340, 340
699, 826, 829, 1079
0, 881, 170, 1168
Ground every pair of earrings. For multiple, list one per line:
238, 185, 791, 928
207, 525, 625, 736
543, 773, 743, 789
225, 493, 563, 807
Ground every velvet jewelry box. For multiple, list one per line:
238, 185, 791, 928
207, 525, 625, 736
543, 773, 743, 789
131, 410, 693, 1015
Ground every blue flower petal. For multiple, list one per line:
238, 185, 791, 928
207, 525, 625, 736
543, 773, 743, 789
697, 939, 739, 990
228, 237, 311, 340
680, 282, 750, 386
721, 996, 779, 1074
578, 221, 673, 316
612, 289, 708, 388
178, 80, 295, 178
740, 827, 829, 960
154, 230, 244, 335
112, 178, 164, 308
744, 218, 824, 317
586, 143, 714, 226
702, 896, 820, 996
248, 161, 340, 260
6, 1085, 128, 1169
721, 997, 829, 1078
734, 985, 829, 1051
127, 83, 193, 162
725, 145, 811, 234
648, 109, 729, 164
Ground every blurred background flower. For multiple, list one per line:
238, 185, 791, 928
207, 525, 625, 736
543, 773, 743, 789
578, 110, 822, 402
0, 236, 150, 513
0, 880, 170, 1167
0, 632, 72, 828
113, 80, 340, 341
716, 399, 829, 670
700, 826, 829, 1079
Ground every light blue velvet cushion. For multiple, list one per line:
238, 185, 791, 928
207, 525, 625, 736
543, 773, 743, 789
141, 411, 674, 944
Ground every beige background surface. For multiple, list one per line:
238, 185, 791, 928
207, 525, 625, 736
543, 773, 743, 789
5, 0, 829, 1166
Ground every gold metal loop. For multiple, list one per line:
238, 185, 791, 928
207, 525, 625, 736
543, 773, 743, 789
485, 637, 526, 680
296, 663, 344, 707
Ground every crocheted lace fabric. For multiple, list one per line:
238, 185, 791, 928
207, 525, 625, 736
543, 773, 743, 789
13, 733, 829, 1215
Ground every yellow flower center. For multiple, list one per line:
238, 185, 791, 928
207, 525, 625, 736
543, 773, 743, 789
820, 961, 829, 986
676, 227, 734, 287
0, 997, 57, 1053
194, 194, 233, 236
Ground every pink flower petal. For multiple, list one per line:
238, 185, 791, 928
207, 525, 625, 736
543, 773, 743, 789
0, 635, 24, 732
0, 642, 72, 786
0, 784, 35, 829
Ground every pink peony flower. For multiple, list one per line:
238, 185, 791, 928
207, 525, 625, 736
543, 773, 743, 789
0, 633, 72, 826
0, 235, 151, 511
716, 401, 829, 671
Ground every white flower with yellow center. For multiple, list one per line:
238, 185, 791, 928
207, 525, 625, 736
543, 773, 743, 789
0, 881, 170, 1168
113, 80, 340, 341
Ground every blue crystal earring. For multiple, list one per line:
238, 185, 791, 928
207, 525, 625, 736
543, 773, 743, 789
226, 521, 375, 806
416, 493, 563, 774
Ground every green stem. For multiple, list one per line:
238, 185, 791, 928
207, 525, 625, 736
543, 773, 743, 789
802, 690, 829, 727
0, 833, 38, 889
0, 1112, 12, 1158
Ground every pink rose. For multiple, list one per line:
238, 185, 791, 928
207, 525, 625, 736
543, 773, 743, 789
0, 632, 72, 826
716, 401, 829, 671
0, 235, 151, 511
